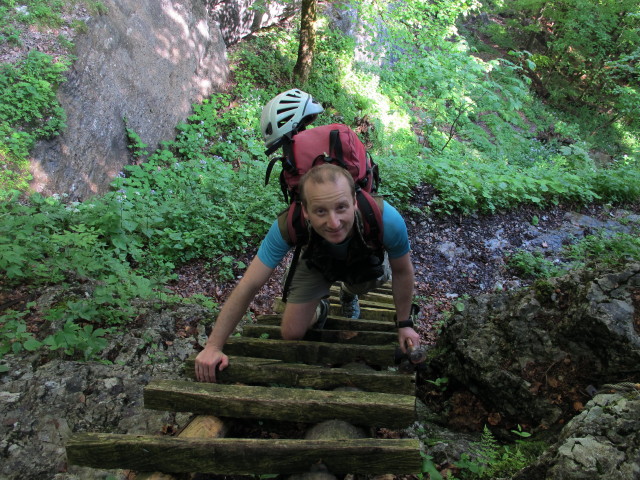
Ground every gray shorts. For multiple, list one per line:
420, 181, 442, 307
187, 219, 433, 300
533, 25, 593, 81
284, 252, 391, 303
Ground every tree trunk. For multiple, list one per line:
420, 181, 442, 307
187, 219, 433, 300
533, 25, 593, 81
293, 0, 317, 85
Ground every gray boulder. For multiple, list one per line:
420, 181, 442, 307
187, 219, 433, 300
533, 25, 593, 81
426, 263, 640, 428
514, 389, 640, 480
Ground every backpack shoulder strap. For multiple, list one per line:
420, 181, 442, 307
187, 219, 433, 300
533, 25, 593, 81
278, 202, 308, 303
356, 190, 384, 246
278, 202, 307, 245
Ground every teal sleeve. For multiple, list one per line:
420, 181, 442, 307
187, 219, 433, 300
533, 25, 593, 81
382, 201, 410, 259
257, 220, 291, 269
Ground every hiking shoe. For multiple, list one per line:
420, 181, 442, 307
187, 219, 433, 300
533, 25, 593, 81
340, 287, 360, 319
314, 298, 330, 330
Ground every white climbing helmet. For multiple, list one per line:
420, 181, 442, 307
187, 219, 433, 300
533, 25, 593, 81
260, 89, 324, 149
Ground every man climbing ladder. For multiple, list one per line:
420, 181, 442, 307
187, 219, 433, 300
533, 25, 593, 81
195, 89, 421, 383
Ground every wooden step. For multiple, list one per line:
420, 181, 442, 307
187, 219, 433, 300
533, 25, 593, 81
328, 285, 394, 304
256, 314, 396, 332
136, 415, 227, 480
183, 356, 415, 395
222, 337, 397, 367
273, 298, 396, 321
144, 380, 416, 428
66, 434, 422, 474
242, 324, 397, 345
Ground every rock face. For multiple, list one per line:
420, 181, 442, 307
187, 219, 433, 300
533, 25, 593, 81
515, 390, 640, 480
427, 262, 640, 427
30, 0, 229, 200
210, 0, 299, 46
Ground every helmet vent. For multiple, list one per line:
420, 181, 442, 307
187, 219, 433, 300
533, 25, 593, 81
277, 115, 295, 128
278, 106, 298, 114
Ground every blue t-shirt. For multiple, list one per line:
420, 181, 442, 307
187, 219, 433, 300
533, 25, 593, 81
257, 200, 410, 269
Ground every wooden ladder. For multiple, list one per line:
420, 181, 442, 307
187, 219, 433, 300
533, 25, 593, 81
66, 285, 422, 476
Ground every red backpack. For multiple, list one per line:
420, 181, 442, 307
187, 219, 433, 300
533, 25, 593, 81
265, 123, 383, 246
264, 124, 384, 302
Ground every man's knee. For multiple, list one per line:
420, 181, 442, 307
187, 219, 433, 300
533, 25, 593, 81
280, 304, 315, 340
280, 322, 307, 340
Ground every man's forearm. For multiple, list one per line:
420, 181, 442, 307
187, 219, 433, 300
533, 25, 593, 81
204, 257, 274, 351
392, 272, 414, 321
389, 254, 415, 322
205, 287, 255, 350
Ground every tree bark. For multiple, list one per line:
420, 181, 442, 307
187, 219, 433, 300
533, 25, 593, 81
293, 0, 317, 85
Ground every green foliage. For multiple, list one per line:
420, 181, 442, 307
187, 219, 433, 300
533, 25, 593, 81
0, 51, 70, 194
566, 231, 640, 269
0, 307, 109, 362
507, 251, 565, 279
455, 425, 533, 478
508, 228, 640, 280
0, 313, 42, 357
42, 321, 109, 360
483, 0, 640, 143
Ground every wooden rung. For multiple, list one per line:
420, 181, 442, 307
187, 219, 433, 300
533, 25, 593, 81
329, 286, 395, 305
66, 434, 422, 474
273, 299, 396, 320
183, 356, 415, 395
242, 325, 397, 345
144, 380, 416, 428
256, 314, 396, 332
222, 337, 397, 367
136, 415, 226, 480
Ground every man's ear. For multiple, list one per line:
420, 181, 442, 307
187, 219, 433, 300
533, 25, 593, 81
301, 203, 309, 219
353, 194, 358, 210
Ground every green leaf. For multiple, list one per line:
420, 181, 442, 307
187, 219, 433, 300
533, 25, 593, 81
23, 338, 42, 351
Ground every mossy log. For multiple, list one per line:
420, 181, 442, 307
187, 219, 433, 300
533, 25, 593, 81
66, 434, 422, 474
242, 325, 397, 345
183, 356, 414, 395
222, 337, 397, 367
144, 380, 416, 428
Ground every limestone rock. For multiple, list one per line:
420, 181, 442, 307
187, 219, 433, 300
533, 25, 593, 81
514, 390, 640, 480
31, 0, 229, 200
426, 263, 640, 427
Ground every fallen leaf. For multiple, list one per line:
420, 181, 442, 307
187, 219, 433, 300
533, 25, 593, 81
487, 412, 501, 425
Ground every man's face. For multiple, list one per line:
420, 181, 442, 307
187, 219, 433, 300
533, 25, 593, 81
302, 176, 357, 244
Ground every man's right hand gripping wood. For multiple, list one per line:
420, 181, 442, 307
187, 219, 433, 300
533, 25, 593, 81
195, 345, 229, 383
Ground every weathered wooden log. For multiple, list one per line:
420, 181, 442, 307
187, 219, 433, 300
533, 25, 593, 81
328, 286, 394, 305
256, 314, 396, 332
144, 380, 416, 428
273, 299, 396, 321
222, 337, 397, 367
136, 415, 226, 480
183, 356, 414, 395
242, 325, 397, 345
66, 434, 422, 474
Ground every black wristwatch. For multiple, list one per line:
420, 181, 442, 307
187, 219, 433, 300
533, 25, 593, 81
395, 303, 420, 329
396, 319, 414, 328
